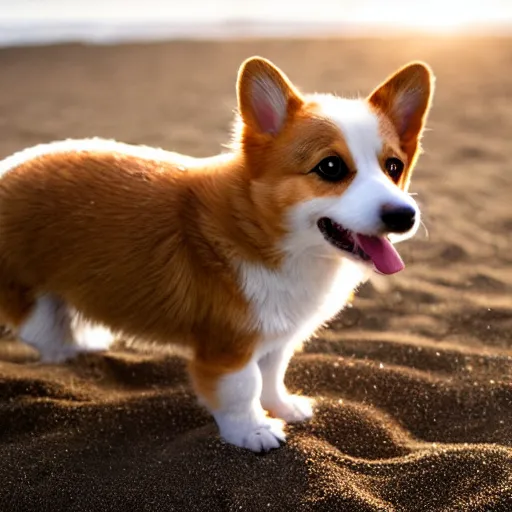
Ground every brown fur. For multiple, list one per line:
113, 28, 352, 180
0, 56, 433, 410
0, 150, 262, 408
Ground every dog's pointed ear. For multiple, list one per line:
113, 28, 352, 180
368, 62, 434, 159
237, 56, 303, 136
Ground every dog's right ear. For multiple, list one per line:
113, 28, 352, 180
237, 56, 303, 136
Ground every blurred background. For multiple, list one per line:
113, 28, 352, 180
1, 0, 512, 46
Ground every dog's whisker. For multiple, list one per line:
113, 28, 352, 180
420, 220, 429, 239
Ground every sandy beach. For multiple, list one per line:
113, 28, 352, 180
0, 36, 511, 511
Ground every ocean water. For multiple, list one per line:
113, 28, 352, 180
0, 20, 379, 47
0, 0, 511, 47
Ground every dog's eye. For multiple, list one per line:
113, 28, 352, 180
311, 156, 350, 182
385, 158, 405, 183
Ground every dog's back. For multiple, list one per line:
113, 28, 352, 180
0, 140, 253, 358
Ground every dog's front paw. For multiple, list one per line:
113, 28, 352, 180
266, 394, 314, 423
216, 414, 286, 452
238, 419, 286, 452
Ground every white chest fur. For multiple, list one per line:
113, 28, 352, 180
238, 249, 368, 356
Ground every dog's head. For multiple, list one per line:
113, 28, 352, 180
235, 56, 434, 274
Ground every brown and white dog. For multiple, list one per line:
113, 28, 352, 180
0, 56, 434, 451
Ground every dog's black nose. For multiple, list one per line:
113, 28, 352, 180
381, 204, 416, 233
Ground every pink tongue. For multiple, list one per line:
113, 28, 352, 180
356, 235, 405, 275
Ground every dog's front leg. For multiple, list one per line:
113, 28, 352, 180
189, 357, 286, 452
258, 345, 314, 423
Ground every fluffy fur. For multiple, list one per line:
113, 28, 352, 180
0, 56, 434, 451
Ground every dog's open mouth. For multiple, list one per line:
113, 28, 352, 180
317, 218, 405, 275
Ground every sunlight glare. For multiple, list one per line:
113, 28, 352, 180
349, 1, 506, 32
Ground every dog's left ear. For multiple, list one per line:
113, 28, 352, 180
237, 56, 304, 136
368, 62, 434, 161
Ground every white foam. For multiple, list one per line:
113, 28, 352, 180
1, 0, 511, 48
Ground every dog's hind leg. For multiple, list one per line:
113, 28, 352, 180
17, 294, 114, 363
17, 293, 77, 363
0, 256, 114, 362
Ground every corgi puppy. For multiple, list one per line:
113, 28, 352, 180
0, 56, 434, 452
